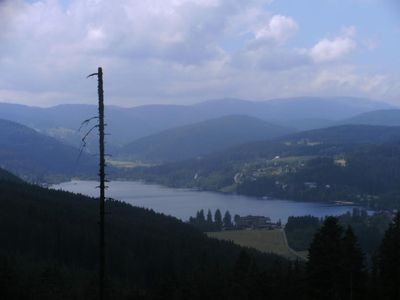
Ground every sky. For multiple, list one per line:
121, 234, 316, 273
0, 0, 399, 107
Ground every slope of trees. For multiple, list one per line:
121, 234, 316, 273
0, 172, 301, 299
117, 115, 293, 162
1, 165, 399, 299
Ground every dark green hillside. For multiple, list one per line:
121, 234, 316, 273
125, 125, 400, 209
0, 119, 96, 182
118, 115, 294, 162
0, 172, 300, 299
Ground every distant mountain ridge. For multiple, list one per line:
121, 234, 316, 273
0, 118, 96, 182
0, 97, 394, 152
194, 97, 393, 122
340, 109, 400, 127
117, 115, 295, 162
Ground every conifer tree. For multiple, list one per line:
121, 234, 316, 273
223, 211, 233, 228
307, 217, 344, 300
341, 226, 367, 300
214, 209, 222, 230
197, 209, 205, 223
206, 209, 213, 224
377, 212, 400, 300
234, 214, 240, 226
307, 218, 367, 300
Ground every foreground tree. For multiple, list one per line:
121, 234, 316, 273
307, 217, 344, 300
307, 217, 367, 300
341, 226, 367, 300
377, 212, 400, 300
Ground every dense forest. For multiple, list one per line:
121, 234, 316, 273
285, 209, 392, 259
0, 168, 399, 299
0, 169, 298, 299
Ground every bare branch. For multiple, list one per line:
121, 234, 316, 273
81, 124, 99, 144
87, 72, 98, 78
78, 116, 98, 132
76, 124, 99, 162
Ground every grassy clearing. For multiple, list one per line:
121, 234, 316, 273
207, 229, 305, 260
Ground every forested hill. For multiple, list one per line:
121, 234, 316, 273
0, 119, 96, 183
117, 115, 294, 162
279, 124, 400, 145
0, 97, 392, 152
125, 125, 400, 209
340, 109, 400, 127
0, 171, 297, 299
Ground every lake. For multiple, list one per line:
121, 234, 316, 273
51, 180, 358, 222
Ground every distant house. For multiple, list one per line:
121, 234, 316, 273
236, 215, 278, 230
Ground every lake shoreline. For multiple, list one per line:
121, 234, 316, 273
51, 180, 361, 223
115, 177, 360, 207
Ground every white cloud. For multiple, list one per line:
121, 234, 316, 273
309, 27, 357, 63
310, 37, 356, 63
309, 65, 398, 100
255, 15, 298, 43
0, 1, 397, 107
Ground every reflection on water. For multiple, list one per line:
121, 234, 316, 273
51, 180, 358, 222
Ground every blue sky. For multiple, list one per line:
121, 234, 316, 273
270, 0, 399, 66
0, 0, 399, 106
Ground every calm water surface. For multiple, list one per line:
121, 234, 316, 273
51, 180, 358, 222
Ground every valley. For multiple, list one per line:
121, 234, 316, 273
1, 97, 399, 299
2, 2, 400, 298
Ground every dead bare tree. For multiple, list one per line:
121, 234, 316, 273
87, 67, 106, 300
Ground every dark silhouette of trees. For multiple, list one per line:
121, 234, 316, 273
189, 209, 234, 231
376, 212, 400, 300
307, 217, 344, 300
3, 167, 400, 299
207, 209, 213, 224
223, 210, 233, 228
214, 209, 223, 230
0, 176, 302, 299
197, 209, 206, 223
307, 217, 367, 300
234, 214, 240, 226
341, 226, 367, 300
